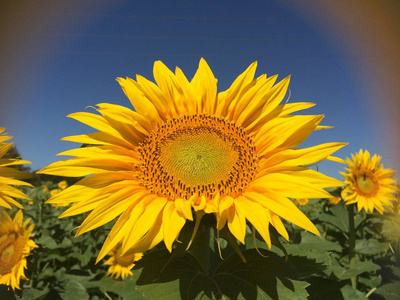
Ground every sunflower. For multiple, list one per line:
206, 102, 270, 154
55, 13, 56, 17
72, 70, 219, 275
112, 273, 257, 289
104, 245, 142, 280
328, 196, 341, 205
0, 210, 37, 290
57, 180, 68, 190
295, 198, 309, 206
38, 59, 346, 261
341, 149, 398, 214
0, 128, 32, 209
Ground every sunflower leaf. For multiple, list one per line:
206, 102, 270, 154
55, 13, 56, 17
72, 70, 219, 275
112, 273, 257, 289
355, 239, 390, 256
60, 279, 89, 300
340, 285, 367, 299
134, 248, 311, 299
306, 277, 346, 299
336, 261, 380, 280
98, 276, 145, 300
375, 282, 400, 299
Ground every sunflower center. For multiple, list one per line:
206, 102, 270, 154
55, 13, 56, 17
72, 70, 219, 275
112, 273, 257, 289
138, 114, 257, 200
355, 170, 379, 196
160, 131, 238, 187
0, 233, 26, 275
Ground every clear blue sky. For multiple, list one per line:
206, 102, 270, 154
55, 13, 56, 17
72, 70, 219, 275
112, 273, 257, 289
1, 1, 398, 180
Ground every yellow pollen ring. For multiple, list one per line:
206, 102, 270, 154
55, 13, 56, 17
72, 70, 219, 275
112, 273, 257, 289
160, 131, 238, 187
355, 170, 379, 196
137, 114, 258, 200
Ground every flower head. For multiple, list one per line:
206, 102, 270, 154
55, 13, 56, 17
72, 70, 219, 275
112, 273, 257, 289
0, 210, 37, 290
295, 198, 309, 206
328, 196, 341, 205
50, 189, 61, 196
38, 59, 346, 261
341, 149, 398, 213
57, 180, 68, 190
0, 128, 32, 209
104, 245, 142, 280
42, 185, 49, 193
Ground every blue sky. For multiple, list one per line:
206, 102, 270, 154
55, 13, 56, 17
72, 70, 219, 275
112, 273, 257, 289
1, 1, 398, 179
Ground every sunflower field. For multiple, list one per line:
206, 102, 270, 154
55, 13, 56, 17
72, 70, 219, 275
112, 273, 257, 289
1, 60, 399, 299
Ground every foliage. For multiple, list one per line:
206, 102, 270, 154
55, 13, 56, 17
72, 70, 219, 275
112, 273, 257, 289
1, 182, 399, 299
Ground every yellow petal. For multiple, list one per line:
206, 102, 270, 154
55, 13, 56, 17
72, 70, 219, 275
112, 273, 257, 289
175, 197, 193, 220
117, 77, 161, 126
254, 115, 324, 157
76, 188, 148, 235
244, 191, 320, 236
122, 196, 167, 252
191, 58, 218, 114
162, 201, 186, 252
227, 205, 246, 244
234, 196, 271, 247
216, 62, 257, 117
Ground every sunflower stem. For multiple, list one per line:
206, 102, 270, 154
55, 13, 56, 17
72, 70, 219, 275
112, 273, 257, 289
348, 203, 357, 289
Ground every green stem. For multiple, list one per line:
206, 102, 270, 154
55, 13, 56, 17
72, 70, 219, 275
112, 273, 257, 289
348, 203, 357, 289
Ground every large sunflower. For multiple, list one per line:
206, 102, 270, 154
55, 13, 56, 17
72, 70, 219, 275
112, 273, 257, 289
0, 128, 32, 209
38, 59, 346, 261
0, 210, 37, 290
341, 149, 398, 213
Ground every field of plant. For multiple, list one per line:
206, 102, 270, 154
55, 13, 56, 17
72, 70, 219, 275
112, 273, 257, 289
0, 166, 398, 299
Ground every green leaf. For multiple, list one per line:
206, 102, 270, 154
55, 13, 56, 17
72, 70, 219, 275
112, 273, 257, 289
69, 245, 94, 267
340, 285, 367, 299
64, 273, 97, 283
357, 274, 381, 288
388, 265, 400, 279
328, 257, 347, 278
355, 239, 389, 256
299, 232, 342, 253
134, 247, 311, 300
36, 266, 57, 281
21, 286, 50, 300
318, 201, 349, 232
306, 277, 345, 299
381, 217, 400, 241
99, 276, 145, 300
213, 248, 311, 299
135, 249, 205, 300
60, 280, 89, 300
375, 282, 400, 299
281, 232, 340, 270
39, 252, 67, 263
274, 279, 310, 300
36, 235, 58, 249
337, 261, 380, 280
285, 255, 327, 279
214, 274, 309, 300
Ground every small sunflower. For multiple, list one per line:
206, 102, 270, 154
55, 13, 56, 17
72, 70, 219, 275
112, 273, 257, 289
328, 196, 341, 205
341, 149, 398, 213
38, 59, 346, 261
42, 185, 49, 193
104, 245, 142, 280
295, 198, 309, 206
57, 180, 68, 190
50, 189, 61, 196
0, 128, 32, 209
0, 210, 37, 290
